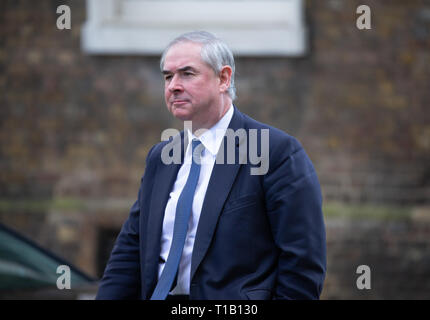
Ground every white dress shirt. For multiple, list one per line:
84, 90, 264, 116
157, 105, 234, 295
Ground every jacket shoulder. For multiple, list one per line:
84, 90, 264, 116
240, 111, 303, 156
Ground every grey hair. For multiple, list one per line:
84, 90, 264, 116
160, 31, 236, 101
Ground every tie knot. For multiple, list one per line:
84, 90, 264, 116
191, 139, 203, 164
192, 139, 201, 151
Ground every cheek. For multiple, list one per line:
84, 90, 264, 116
164, 87, 171, 101
189, 79, 215, 100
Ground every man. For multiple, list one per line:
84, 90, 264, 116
96, 31, 326, 300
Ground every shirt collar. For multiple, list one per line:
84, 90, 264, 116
186, 104, 234, 156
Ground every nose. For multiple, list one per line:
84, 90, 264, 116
168, 74, 183, 93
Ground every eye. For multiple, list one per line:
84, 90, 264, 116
183, 71, 194, 77
164, 75, 172, 81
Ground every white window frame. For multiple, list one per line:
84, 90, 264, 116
81, 0, 307, 56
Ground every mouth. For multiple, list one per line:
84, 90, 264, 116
171, 100, 189, 106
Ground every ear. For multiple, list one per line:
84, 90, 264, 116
218, 65, 232, 94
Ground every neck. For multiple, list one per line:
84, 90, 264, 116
191, 97, 232, 136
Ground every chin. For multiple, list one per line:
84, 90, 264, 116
172, 109, 192, 121
169, 105, 189, 119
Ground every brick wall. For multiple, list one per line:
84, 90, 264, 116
1, 0, 429, 204
322, 213, 430, 299
304, 0, 430, 204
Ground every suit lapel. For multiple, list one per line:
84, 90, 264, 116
190, 106, 246, 281
143, 132, 187, 296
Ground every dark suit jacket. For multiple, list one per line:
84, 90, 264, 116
96, 106, 326, 300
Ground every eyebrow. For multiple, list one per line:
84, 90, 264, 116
162, 66, 197, 75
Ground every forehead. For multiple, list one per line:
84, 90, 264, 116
163, 41, 206, 71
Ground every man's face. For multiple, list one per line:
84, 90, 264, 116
162, 41, 221, 125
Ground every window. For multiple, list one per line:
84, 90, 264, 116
81, 0, 307, 56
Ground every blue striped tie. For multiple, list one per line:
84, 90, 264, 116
151, 139, 203, 300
